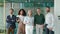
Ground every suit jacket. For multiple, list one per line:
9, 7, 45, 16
6, 15, 16, 29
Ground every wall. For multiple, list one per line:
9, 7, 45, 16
0, 7, 5, 30
5, 3, 55, 34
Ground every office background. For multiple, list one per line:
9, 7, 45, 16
0, 0, 59, 34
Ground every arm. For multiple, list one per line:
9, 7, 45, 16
23, 17, 29, 24
34, 15, 36, 26
6, 16, 11, 23
42, 14, 45, 24
11, 15, 17, 23
16, 17, 20, 23
50, 14, 54, 28
48, 14, 54, 30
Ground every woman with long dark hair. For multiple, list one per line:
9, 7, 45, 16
17, 9, 26, 34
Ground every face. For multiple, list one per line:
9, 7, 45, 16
20, 10, 24, 15
28, 10, 32, 16
37, 9, 40, 14
46, 8, 50, 12
9, 10, 13, 14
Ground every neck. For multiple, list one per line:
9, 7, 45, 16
47, 11, 50, 13
37, 13, 40, 15
29, 15, 32, 17
21, 15, 23, 16
10, 14, 13, 15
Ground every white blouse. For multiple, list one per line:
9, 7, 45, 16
23, 16, 34, 26
17, 15, 25, 22
45, 13, 55, 31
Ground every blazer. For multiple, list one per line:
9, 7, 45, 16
6, 15, 16, 29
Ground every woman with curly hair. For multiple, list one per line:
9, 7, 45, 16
17, 9, 26, 34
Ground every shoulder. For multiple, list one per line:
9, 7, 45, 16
24, 16, 28, 20
34, 14, 37, 16
41, 14, 44, 16
7, 15, 10, 17
13, 15, 16, 17
32, 17, 34, 19
40, 14, 44, 17
13, 15, 16, 16
49, 13, 54, 17
32, 16, 34, 18
17, 15, 20, 17
34, 14, 38, 17
24, 16, 28, 18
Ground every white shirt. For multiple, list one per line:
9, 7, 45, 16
45, 13, 55, 31
17, 15, 25, 22
23, 16, 34, 26
10, 14, 12, 18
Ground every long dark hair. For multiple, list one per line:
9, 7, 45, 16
18, 9, 26, 16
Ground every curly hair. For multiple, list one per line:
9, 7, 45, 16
18, 9, 26, 16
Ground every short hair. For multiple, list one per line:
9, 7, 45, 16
10, 8, 14, 11
46, 6, 50, 9
18, 9, 26, 16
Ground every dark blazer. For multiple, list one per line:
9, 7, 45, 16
6, 15, 16, 29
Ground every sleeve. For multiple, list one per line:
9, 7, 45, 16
33, 17, 34, 26
23, 17, 28, 24
16, 15, 19, 17
14, 15, 17, 22
42, 14, 45, 24
12, 15, 17, 23
6, 16, 11, 23
50, 14, 54, 28
34, 15, 36, 26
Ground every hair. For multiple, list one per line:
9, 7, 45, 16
37, 8, 40, 9
18, 9, 26, 16
10, 8, 14, 11
27, 10, 32, 15
46, 6, 50, 9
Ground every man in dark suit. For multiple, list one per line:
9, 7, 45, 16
6, 8, 16, 34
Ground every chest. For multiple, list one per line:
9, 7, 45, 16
8, 16, 16, 20
19, 16, 24, 21
36, 15, 43, 20
26, 17, 34, 22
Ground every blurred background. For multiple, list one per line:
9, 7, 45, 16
0, 0, 58, 34
5, 0, 54, 34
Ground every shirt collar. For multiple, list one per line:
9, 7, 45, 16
37, 13, 41, 16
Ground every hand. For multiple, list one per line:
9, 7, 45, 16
17, 20, 20, 22
41, 25, 44, 28
48, 27, 53, 31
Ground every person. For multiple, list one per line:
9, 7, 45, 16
17, 9, 26, 34
34, 8, 45, 34
45, 6, 54, 34
23, 10, 34, 34
6, 8, 16, 34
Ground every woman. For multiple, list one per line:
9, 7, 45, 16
17, 9, 26, 34
23, 10, 34, 34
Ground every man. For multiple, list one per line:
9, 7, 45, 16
6, 8, 16, 34
34, 8, 45, 34
45, 6, 54, 34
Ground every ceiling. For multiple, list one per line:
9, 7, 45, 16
5, 0, 54, 3
0, 0, 4, 3
0, 0, 54, 7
